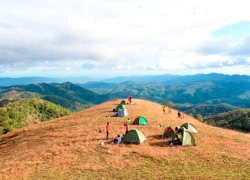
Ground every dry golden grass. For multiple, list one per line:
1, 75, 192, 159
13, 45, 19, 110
0, 99, 250, 180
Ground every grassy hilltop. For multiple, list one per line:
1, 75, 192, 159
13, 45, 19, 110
0, 99, 249, 180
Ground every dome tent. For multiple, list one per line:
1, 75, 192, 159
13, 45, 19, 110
122, 129, 146, 144
180, 123, 198, 133
133, 116, 148, 125
120, 100, 126, 105
162, 126, 174, 139
118, 108, 128, 117
174, 127, 196, 146
115, 104, 126, 111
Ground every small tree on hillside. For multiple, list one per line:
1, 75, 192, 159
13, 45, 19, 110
197, 114, 203, 122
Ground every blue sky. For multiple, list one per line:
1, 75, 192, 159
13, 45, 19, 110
212, 21, 250, 41
0, 0, 250, 78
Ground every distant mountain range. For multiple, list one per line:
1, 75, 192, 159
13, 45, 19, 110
101, 73, 250, 84
2, 73, 250, 111
0, 76, 93, 86
1, 73, 250, 133
1, 73, 250, 109
1, 73, 250, 87
79, 80, 250, 108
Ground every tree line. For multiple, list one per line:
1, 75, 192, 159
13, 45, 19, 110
0, 98, 72, 134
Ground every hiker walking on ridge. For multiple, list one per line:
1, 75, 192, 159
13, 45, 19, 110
162, 105, 166, 113
178, 111, 181, 118
127, 96, 132, 104
106, 122, 110, 140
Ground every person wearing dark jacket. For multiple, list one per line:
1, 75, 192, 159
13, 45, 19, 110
106, 122, 110, 140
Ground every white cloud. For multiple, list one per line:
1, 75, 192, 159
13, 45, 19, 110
0, 0, 250, 77
110, 65, 131, 70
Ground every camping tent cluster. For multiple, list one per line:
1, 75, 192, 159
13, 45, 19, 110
113, 98, 144, 118
110, 99, 197, 147
117, 121, 197, 146
109, 114, 149, 144
162, 123, 197, 146
109, 99, 149, 144
118, 116, 148, 144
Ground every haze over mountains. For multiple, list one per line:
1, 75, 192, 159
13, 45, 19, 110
1, 73, 250, 110
0, 76, 92, 86
1, 73, 250, 87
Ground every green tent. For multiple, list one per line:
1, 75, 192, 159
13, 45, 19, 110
174, 127, 196, 146
133, 116, 148, 125
162, 126, 174, 139
116, 104, 126, 111
122, 129, 147, 144
120, 100, 126, 105
180, 123, 198, 133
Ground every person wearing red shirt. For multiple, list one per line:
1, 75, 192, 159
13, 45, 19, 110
124, 122, 129, 134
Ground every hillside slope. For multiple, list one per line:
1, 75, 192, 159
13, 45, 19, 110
204, 109, 250, 132
0, 82, 108, 111
0, 98, 72, 134
178, 103, 240, 117
0, 99, 249, 180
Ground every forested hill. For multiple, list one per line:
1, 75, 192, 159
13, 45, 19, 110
2, 79, 250, 112
79, 80, 250, 108
0, 82, 116, 134
1, 79, 250, 133
174, 103, 240, 117
0, 98, 71, 134
0, 82, 110, 111
204, 109, 250, 133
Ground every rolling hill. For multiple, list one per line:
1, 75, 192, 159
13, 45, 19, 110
1, 80, 250, 133
0, 99, 249, 179
175, 103, 240, 117
204, 109, 250, 132
0, 82, 110, 111
0, 98, 72, 134
78, 80, 250, 108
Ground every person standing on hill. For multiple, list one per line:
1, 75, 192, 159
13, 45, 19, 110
106, 122, 110, 140
127, 118, 131, 125
162, 106, 166, 113
178, 111, 181, 118
124, 122, 129, 134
